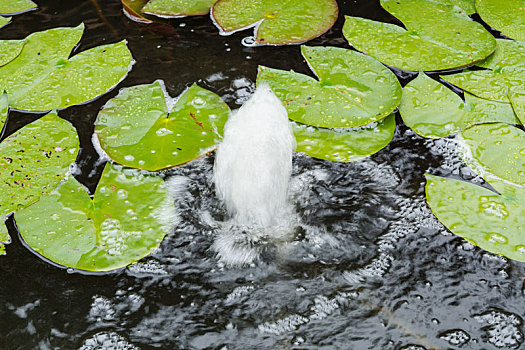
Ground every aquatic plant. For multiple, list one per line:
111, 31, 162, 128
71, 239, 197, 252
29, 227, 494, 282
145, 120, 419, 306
1, 0, 524, 271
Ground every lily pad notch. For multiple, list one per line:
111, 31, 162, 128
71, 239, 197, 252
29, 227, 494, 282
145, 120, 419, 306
0, 23, 134, 112
95, 80, 230, 171
16, 162, 176, 272
257, 45, 401, 161
343, 0, 496, 71
211, 0, 339, 45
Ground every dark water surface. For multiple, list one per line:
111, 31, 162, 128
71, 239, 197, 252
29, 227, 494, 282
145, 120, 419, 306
1, 1, 524, 349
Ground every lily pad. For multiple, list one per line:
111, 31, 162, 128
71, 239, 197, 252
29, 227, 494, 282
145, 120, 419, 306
442, 39, 525, 102
425, 174, 525, 262
435, 0, 476, 15
16, 163, 175, 272
142, 0, 217, 17
0, 40, 24, 67
0, 93, 7, 131
459, 123, 525, 186
95, 81, 230, 171
0, 16, 10, 29
476, 0, 525, 41
399, 73, 519, 138
509, 90, 525, 125
0, 111, 79, 224
0, 0, 36, 15
343, 0, 496, 71
122, 0, 156, 22
211, 0, 338, 45
0, 24, 133, 112
293, 114, 396, 162
257, 46, 402, 128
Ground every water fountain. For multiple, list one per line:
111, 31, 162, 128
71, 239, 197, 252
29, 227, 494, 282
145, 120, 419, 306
213, 84, 297, 266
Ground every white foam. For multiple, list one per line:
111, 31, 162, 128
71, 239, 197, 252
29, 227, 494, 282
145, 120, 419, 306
213, 84, 296, 266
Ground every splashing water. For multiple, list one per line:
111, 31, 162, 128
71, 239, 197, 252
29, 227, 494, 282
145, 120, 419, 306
213, 84, 297, 266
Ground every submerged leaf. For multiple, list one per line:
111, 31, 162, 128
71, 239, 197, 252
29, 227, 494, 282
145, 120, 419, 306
212, 0, 338, 45
293, 114, 396, 162
476, 0, 525, 41
0, 0, 36, 15
399, 73, 518, 138
426, 174, 525, 262
257, 46, 402, 128
0, 24, 133, 112
0, 112, 79, 220
343, 0, 495, 71
16, 163, 175, 272
442, 39, 525, 102
95, 81, 230, 171
142, 0, 217, 17
460, 123, 525, 186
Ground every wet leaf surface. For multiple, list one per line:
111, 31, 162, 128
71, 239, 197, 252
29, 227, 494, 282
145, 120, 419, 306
122, 0, 157, 23
142, 0, 217, 17
343, 0, 495, 71
0, 93, 7, 131
435, 0, 476, 15
293, 114, 395, 162
16, 163, 174, 272
212, 0, 338, 45
509, 90, 525, 125
0, 16, 10, 29
460, 123, 525, 186
442, 39, 525, 102
0, 111, 78, 222
95, 81, 230, 171
476, 0, 525, 41
399, 73, 519, 138
257, 46, 402, 128
0, 39, 24, 66
426, 173, 525, 262
0, 0, 36, 15
0, 24, 133, 112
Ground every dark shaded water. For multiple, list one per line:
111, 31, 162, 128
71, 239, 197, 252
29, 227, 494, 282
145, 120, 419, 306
1, 1, 524, 349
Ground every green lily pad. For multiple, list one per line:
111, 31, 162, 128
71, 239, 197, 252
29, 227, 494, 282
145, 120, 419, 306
476, 0, 525, 41
0, 93, 7, 131
0, 0, 36, 15
0, 40, 24, 67
426, 173, 525, 262
142, 0, 217, 17
399, 73, 519, 138
95, 81, 230, 171
257, 46, 402, 128
0, 24, 133, 112
435, 0, 476, 15
0, 111, 79, 221
122, 0, 155, 23
459, 123, 525, 186
0, 16, 10, 29
445, 38, 525, 99
211, 0, 338, 45
293, 114, 396, 162
442, 39, 525, 102
16, 163, 175, 272
509, 90, 525, 125
343, 0, 496, 71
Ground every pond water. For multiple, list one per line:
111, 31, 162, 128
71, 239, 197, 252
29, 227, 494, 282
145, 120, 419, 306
1, 0, 524, 349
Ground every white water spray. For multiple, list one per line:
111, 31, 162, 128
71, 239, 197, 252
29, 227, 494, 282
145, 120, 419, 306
213, 84, 296, 266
